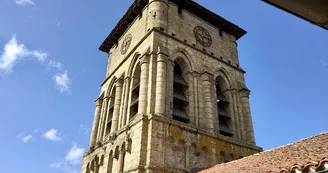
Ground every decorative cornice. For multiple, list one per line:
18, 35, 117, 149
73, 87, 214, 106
99, 0, 247, 53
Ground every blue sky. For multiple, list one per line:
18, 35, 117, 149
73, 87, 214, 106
0, 0, 327, 173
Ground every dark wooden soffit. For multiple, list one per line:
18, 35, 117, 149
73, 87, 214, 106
99, 0, 148, 53
99, 0, 247, 54
262, 0, 328, 31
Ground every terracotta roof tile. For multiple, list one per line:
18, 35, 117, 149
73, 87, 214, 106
199, 132, 328, 173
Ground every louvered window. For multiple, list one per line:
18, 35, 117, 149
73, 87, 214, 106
130, 80, 139, 118
106, 89, 115, 135
172, 63, 189, 123
130, 64, 141, 119
216, 85, 233, 137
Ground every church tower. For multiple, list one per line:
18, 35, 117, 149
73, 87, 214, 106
82, 0, 262, 172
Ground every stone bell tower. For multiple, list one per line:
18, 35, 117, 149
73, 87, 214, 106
82, 0, 262, 173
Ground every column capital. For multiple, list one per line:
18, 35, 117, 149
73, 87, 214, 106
191, 71, 201, 77
124, 76, 131, 81
201, 71, 214, 81
95, 98, 103, 106
140, 46, 151, 64
239, 89, 250, 98
115, 78, 124, 87
167, 59, 175, 66
102, 97, 109, 103
157, 45, 169, 57
139, 54, 150, 65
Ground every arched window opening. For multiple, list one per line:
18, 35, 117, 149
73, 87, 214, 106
216, 80, 233, 137
172, 62, 189, 123
120, 143, 126, 172
107, 151, 113, 173
220, 151, 225, 164
229, 153, 235, 161
106, 87, 116, 135
130, 64, 141, 119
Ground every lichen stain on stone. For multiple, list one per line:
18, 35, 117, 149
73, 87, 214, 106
167, 125, 183, 142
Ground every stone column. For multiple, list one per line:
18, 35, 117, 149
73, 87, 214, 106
118, 79, 127, 129
165, 59, 174, 117
192, 72, 200, 127
110, 79, 124, 134
155, 47, 168, 115
138, 54, 150, 115
97, 96, 109, 142
121, 77, 131, 127
240, 88, 255, 144
89, 98, 103, 149
231, 89, 241, 140
118, 151, 125, 173
202, 72, 215, 132
185, 142, 191, 170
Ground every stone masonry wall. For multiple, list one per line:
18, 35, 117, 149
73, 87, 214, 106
83, 0, 261, 173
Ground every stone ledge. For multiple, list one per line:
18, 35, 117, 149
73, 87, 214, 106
148, 113, 262, 152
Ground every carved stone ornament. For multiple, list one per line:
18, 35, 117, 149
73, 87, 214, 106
121, 34, 132, 55
194, 26, 212, 47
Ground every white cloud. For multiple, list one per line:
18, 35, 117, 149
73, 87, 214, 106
0, 36, 48, 74
65, 143, 85, 164
44, 129, 62, 141
53, 71, 71, 93
22, 135, 33, 143
31, 50, 48, 62
17, 132, 34, 143
15, 0, 35, 6
50, 143, 85, 173
49, 60, 63, 70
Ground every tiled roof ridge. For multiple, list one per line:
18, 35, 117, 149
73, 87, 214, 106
199, 132, 328, 173
263, 132, 328, 153
268, 157, 328, 173
232, 132, 328, 161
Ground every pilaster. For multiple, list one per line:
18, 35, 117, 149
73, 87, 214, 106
155, 46, 169, 115
201, 72, 215, 133
110, 78, 124, 133
138, 53, 150, 115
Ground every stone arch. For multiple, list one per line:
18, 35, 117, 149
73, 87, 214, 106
213, 68, 233, 91
127, 52, 141, 78
128, 57, 141, 120
214, 67, 235, 137
171, 47, 196, 74
213, 67, 235, 91
106, 76, 118, 97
